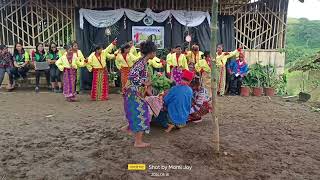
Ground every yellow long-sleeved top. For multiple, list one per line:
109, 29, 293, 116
55, 54, 84, 71
115, 53, 139, 70
72, 50, 86, 67
216, 49, 240, 67
186, 51, 204, 64
195, 59, 211, 73
86, 43, 116, 72
148, 57, 163, 69
166, 53, 188, 73
130, 46, 138, 57
166, 53, 173, 61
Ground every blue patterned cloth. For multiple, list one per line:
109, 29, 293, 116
164, 85, 193, 126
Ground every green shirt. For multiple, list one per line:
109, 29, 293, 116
46, 52, 60, 60
34, 53, 46, 62
14, 51, 30, 65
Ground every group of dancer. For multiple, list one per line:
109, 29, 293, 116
0, 39, 249, 148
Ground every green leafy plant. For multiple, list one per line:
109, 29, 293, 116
275, 73, 288, 96
264, 65, 277, 88
151, 73, 172, 93
246, 63, 267, 87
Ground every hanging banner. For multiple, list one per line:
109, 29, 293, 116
132, 26, 165, 49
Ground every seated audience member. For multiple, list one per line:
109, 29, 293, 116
189, 78, 212, 123
227, 52, 249, 96
0, 45, 14, 90
11, 42, 30, 81
33, 43, 50, 92
163, 70, 194, 133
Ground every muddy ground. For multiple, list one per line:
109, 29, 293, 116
0, 89, 319, 180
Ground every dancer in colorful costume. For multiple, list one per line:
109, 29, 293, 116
86, 42, 116, 101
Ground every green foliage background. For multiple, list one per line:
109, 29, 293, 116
286, 18, 320, 101
285, 18, 320, 66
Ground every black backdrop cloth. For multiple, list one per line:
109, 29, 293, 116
74, 8, 236, 89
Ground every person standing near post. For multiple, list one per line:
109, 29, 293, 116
216, 44, 242, 96
47, 42, 62, 93
0, 45, 14, 90
71, 41, 86, 94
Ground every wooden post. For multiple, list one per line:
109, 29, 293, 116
210, 0, 220, 153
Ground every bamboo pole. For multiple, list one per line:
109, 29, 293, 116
210, 0, 219, 153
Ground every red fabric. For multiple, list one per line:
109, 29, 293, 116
91, 68, 108, 101
122, 53, 129, 66
120, 67, 130, 93
182, 69, 194, 81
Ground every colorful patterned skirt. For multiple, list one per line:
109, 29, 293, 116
123, 88, 150, 133
120, 67, 131, 93
91, 68, 108, 101
63, 68, 77, 99
218, 66, 226, 95
171, 67, 183, 85
189, 101, 212, 122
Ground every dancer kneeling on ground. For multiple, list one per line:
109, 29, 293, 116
227, 52, 249, 96
55, 45, 86, 102
162, 70, 194, 133
123, 41, 157, 148
188, 77, 212, 123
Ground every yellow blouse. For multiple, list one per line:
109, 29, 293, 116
148, 57, 163, 69
130, 46, 138, 57
166, 53, 173, 61
216, 49, 240, 67
55, 54, 84, 71
195, 59, 211, 73
115, 53, 140, 70
186, 51, 204, 64
166, 53, 188, 73
86, 43, 116, 72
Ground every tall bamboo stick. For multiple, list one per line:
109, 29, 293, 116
210, 0, 220, 152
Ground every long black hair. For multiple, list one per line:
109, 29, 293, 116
48, 42, 59, 54
35, 43, 45, 55
120, 43, 131, 54
140, 41, 156, 55
13, 42, 25, 56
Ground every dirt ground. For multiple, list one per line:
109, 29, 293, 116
0, 89, 319, 180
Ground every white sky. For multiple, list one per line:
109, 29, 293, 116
288, 0, 320, 20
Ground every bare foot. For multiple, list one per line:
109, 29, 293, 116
165, 124, 175, 133
121, 126, 133, 136
134, 142, 151, 148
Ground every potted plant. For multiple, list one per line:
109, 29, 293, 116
249, 63, 265, 96
263, 65, 277, 96
241, 74, 252, 97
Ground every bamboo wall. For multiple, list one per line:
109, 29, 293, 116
0, 0, 74, 48
0, 0, 289, 50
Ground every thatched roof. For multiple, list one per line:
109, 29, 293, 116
289, 52, 320, 72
